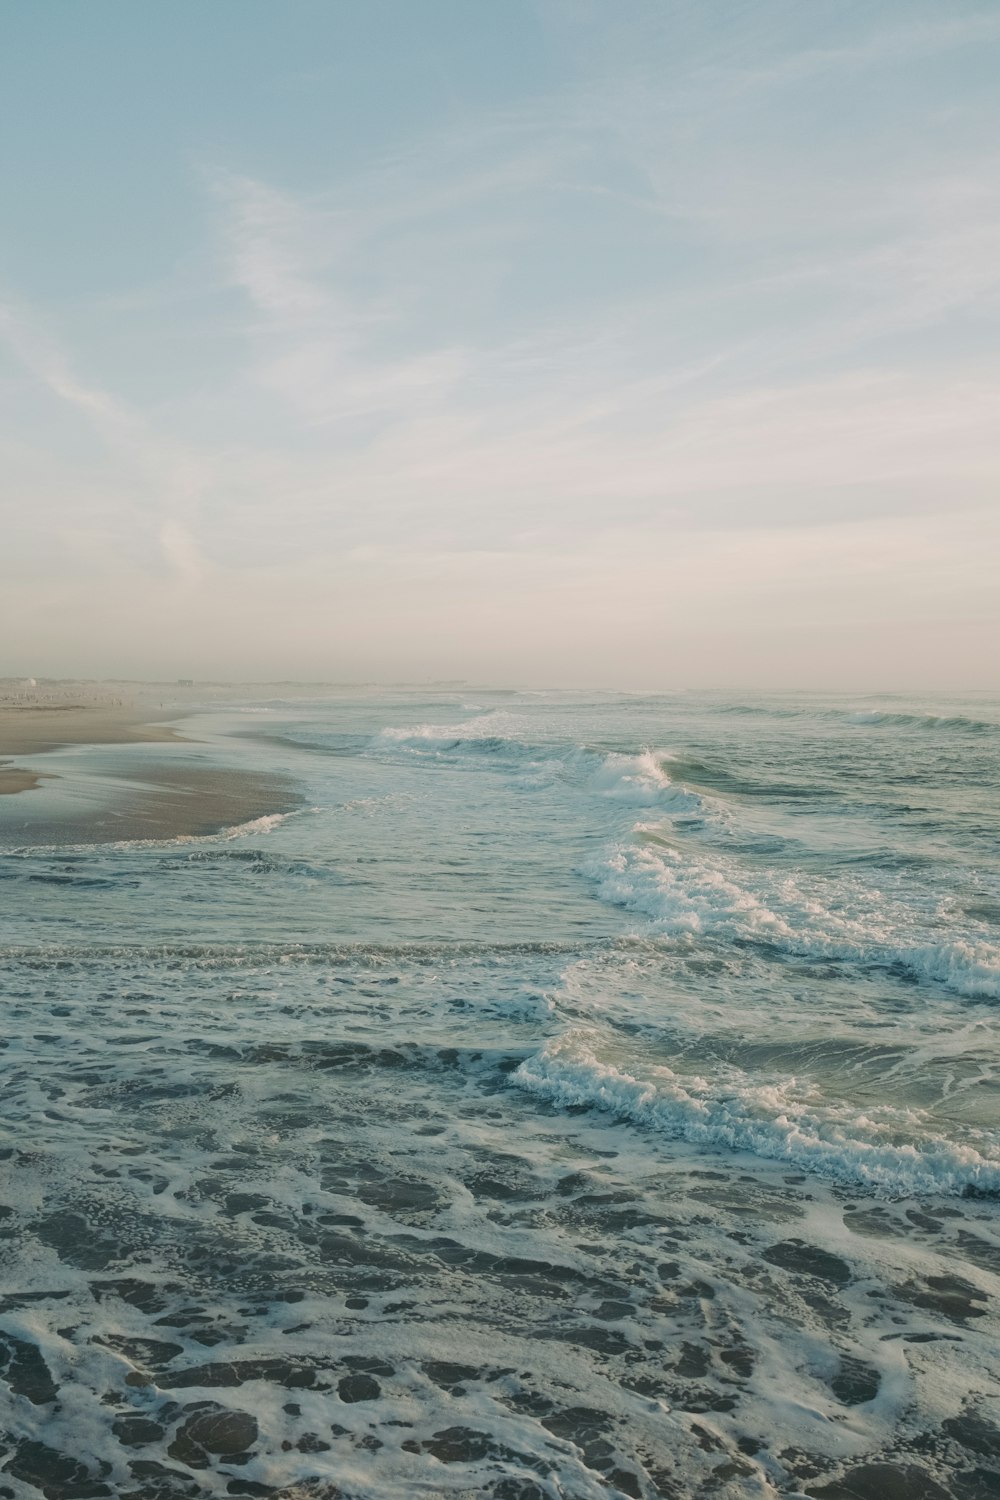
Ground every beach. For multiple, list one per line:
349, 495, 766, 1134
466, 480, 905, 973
0, 695, 302, 842
0, 687, 998, 1498
0, 702, 186, 759
0, 702, 181, 803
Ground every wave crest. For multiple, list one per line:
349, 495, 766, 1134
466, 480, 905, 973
584, 840, 1000, 1000
513, 1031, 1000, 1197
846, 710, 997, 733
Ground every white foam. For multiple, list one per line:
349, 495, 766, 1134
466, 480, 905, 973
376, 711, 511, 749
8, 808, 301, 857
513, 1030, 1000, 1197
584, 839, 1000, 1000
104, 807, 299, 850
216, 811, 294, 840
586, 750, 705, 813
376, 722, 714, 824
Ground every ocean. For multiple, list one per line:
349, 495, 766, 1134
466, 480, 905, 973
1, 688, 998, 1499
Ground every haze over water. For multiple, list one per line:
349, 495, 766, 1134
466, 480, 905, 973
2, 688, 999, 1496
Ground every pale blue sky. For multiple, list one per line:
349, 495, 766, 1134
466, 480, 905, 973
2, 1, 998, 686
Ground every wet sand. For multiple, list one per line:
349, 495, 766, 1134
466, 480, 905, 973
0, 704, 186, 758
0, 764, 51, 795
0, 764, 304, 846
0, 707, 302, 843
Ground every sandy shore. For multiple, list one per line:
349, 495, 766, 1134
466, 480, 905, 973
0, 765, 303, 845
0, 705, 186, 801
0, 764, 53, 795
0, 704, 185, 758
0, 704, 302, 842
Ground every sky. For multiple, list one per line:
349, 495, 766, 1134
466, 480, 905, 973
1, 0, 998, 689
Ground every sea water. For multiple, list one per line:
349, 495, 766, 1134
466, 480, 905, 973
1, 689, 998, 1498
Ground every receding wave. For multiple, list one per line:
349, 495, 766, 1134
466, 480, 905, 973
514, 1032, 1000, 1197
7, 810, 299, 858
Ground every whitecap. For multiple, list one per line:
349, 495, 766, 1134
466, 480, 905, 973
513, 1031, 1000, 1197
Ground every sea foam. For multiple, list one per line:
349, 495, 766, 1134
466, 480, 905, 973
584, 838, 1000, 1000
513, 1031, 1000, 1197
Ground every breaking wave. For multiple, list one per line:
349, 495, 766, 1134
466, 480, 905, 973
584, 839, 1000, 1000
514, 1031, 1000, 1197
375, 719, 710, 816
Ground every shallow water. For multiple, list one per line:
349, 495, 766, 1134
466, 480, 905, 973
1, 689, 999, 1498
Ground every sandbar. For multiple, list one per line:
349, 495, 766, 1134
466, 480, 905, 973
0, 765, 48, 795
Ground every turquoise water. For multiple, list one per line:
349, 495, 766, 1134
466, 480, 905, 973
1, 689, 999, 1498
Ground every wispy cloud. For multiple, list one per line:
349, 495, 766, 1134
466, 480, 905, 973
0, 300, 210, 584
695, 10, 1000, 93
3, 0, 999, 682
209, 171, 335, 325
200, 151, 1000, 543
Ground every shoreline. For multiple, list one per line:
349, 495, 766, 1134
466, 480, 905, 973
0, 705, 302, 844
0, 764, 53, 795
0, 703, 190, 804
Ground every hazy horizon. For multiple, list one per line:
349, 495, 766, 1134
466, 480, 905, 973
3, 1, 999, 690
3, 677, 1000, 703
